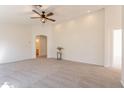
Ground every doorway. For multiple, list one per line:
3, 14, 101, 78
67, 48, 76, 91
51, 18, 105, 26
112, 29, 122, 69
35, 35, 47, 58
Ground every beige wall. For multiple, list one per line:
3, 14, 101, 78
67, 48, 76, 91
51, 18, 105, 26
52, 9, 105, 65
0, 23, 32, 64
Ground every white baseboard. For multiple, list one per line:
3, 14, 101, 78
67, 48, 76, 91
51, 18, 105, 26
121, 80, 124, 87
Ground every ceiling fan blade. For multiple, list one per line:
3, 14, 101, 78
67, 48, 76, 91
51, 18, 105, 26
33, 5, 42, 7
32, 10, 41, 16
46, 12, 54, 17
30, 17, 41, 19
45, 17, 56, 22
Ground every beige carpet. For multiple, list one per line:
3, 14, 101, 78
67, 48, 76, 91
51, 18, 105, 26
0, 58, 122, 88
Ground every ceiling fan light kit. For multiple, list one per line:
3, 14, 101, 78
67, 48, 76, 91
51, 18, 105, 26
41, 18, 46, 23
31, 5, 56, 23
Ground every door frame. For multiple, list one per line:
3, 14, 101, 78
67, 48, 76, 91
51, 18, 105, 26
35, 35, 47, 58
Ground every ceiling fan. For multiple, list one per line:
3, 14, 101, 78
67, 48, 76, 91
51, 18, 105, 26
31, 9, 56, 23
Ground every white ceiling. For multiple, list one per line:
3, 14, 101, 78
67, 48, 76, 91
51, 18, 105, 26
0, 5, 106, 24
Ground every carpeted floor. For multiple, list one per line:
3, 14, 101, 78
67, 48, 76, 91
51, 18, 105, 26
0, 58, 122, 88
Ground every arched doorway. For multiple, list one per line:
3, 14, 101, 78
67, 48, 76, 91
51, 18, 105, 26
35, 35, 47, 58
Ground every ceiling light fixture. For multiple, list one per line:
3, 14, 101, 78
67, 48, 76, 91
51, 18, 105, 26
31, 9, 56, 23
41, 18, 45, 23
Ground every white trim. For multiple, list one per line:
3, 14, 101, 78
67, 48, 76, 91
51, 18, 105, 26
121, 80, 124, 87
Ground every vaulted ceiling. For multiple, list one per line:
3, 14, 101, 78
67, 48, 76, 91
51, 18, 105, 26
0, 5, 106, 24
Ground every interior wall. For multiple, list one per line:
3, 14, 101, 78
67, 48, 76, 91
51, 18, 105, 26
40, 36, 47, 56
0, 23, 32, 64
121, 5, 124, 87
52, 9, 105, 65
32, 23, 53, 58
104, 6, 122, 68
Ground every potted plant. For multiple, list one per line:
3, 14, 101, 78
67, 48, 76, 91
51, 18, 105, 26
57, 46, 63, 52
